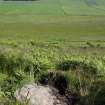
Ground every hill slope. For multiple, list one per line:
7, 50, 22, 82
0, 0, 105, 15
0, 0, 105, 41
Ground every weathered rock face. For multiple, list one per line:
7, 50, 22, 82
15, 84, 67, 105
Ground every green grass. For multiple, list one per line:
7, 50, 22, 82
0, 0, 105, 105
0, 15, 105, 42
0, 0, 105, 15
0, 0, 105, 42
0, 0, 104, 67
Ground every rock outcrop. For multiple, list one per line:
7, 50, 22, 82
15, 84, 68, 105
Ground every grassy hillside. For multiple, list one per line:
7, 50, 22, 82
0, 0, 105, 15
0, 0, 105, 41
0, 1, 105, 105
0, 16, 105, 42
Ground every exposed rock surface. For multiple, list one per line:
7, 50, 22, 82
15, 84, 68, 105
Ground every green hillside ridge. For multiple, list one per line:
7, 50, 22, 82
0, 0, 105, 15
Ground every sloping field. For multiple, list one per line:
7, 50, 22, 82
0, 0, 63, 15
60, 0, 105, 16
0, 0, 105, 41
0, 0, 105, 15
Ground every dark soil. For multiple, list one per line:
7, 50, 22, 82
39, 71, 80, 105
